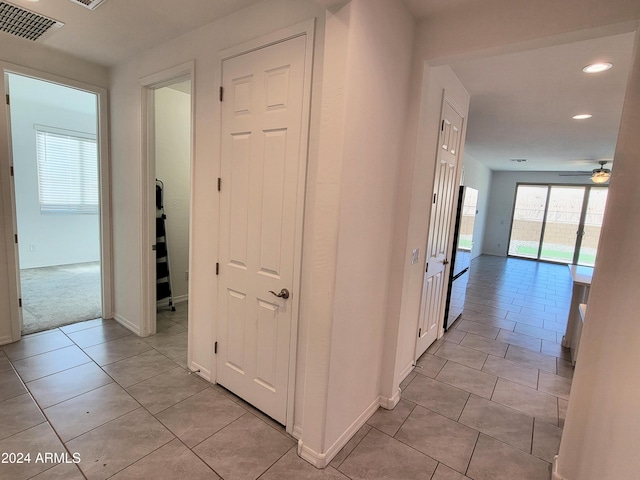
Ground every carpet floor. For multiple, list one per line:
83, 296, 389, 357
20, 262, 102, 335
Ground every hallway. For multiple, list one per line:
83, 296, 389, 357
0, 256, 572, 479
330, 255, 573, 479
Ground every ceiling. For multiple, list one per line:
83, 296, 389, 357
1, 0, 636, 174
3, 0, 263, 66
450, 32, 635, 171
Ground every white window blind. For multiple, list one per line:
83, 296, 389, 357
35, 126, 99, 214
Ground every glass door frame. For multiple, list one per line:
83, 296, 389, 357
507, 182, 608, 265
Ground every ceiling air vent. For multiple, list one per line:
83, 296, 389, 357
0, 1, 63, 41
68, 0, 109, 10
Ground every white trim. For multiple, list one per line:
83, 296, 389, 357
172, 294, 189, 304
292, 425, 303, 440
552, 455, 568, 480
114, 313, 141, 336
380, 389, 401, 410
189, 362, 211, 382
0, 62, 113, 341
140, 60, 195, 339
215, 19, 316, 436
0, 334, 14, 346
298, 395, 379, 468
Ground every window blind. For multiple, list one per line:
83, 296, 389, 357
35, 126, 99, 214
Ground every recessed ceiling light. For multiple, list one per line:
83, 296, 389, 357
572, 114, 593, 120
24, 0, 40, 2
583, 63, 613, 73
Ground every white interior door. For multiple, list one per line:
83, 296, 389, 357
416, 98, 464, 357
217, 35, 307, 424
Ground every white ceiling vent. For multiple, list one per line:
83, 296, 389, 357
0, 2, 63, 41
68, 0, 109, 10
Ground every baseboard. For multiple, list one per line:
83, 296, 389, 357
114, 313, 141, 336
399, 361, 415, 389
380, 388, 401, 410
0, 334, 14, 347
292, 424, 303, 440
299, 395, 380, 468
189, 361, 211, 382
173, 294, 189, 304
552, 455, 567, 479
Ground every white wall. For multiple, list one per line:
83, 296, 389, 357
9, 74, 100, 269
556, 28, 640, 480
322, 0, 415, 452
483, 170, 596, 256
154, 86, 191, 302
461, 153, 491, 259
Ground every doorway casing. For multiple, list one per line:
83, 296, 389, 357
139, 61, 195, 340
0, 62, 112, 344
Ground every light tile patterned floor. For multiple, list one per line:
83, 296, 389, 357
0, 256, 573, 479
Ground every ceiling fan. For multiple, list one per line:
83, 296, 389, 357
559, 161, 612, 184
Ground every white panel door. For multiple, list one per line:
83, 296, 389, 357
416, 98, 464, 358
217, 35, 307, 424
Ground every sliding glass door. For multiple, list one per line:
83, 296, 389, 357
508, 184, 608, 266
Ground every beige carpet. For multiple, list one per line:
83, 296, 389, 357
20, 262, 102, 335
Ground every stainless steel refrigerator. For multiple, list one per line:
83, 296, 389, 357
444, 186, 478, 330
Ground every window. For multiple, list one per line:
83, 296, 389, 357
507, 183, 608, 266
35, 125, 99, 214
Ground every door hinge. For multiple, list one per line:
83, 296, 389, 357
214, 341, 218, 354
5, 94, 9, 105
426, 263, 429, 273
14, 234, 18, 244
217, 178, 221, 192
441, 120, 445, 131
418, 328, 422, 337
219, 86, 224, 102
10, 166, 14, 177
18, 298, 22, 308
433, 193, 437, 204
216, 262, 219, 275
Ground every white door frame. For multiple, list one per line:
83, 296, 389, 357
139, 61, 195, 338
0, 63, 112, 343
215, 19, 315, 433
415, 94, 467, 360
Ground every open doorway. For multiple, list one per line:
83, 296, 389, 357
6, 73, 103, 334
152, 79, 192, 333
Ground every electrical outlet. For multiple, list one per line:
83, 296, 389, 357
185, 271, 189, 281
411, 248, 420, 265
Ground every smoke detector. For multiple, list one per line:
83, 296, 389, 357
68, 0, 109, 10
0, 1, 63, 41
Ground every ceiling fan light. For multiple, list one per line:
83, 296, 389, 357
591, 171, 610, 183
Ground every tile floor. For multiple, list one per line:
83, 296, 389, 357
0, 256, 573, 479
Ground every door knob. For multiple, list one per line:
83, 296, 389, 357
442, 259, 449, 265
269, 288, 290, 300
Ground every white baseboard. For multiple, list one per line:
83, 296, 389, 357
292, 424, 303, 440
399, 361, 415, 388
552, 455, 567, 479
190, 361, 211, 382
173, 294, 189, 304
0, 334, 14, 347
114, 313, 141, 336
298, 396, 380, 468
380, 388, 401, 410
